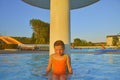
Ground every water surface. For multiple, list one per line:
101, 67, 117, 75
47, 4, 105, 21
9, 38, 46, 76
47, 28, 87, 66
0, 50, 120, 80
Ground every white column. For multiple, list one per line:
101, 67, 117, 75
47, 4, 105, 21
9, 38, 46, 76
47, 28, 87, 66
50, 0, 70, 55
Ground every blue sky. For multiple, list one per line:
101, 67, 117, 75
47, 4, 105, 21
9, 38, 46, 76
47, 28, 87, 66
0, 0, 120, 43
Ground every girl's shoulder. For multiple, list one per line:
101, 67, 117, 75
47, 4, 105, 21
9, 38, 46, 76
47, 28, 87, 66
64, 53, 69, 57
50, 54, 55, 58
64, 53, 70, 59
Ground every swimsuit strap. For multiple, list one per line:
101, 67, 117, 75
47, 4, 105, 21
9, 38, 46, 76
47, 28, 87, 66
50, 53, 68, 59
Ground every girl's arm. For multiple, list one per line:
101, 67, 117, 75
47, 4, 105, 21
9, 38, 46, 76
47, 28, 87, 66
66, 55, 73, 74
46, 56, 52, 74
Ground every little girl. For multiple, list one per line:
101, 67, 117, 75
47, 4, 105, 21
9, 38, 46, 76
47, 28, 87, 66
46, 40, 73, 80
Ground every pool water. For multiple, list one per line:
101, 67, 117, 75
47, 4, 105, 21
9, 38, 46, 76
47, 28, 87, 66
0, 51, 120, 80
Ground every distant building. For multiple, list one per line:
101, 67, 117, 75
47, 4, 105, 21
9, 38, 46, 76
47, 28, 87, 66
106, 35, 120, 46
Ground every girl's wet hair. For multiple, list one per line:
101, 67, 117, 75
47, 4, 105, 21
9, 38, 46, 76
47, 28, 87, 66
54, 40, 65, 49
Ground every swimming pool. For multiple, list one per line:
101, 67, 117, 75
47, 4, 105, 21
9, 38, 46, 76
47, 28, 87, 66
0, 51, 120, 80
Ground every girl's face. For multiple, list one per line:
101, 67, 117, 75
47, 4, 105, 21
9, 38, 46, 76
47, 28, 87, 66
54, 45, 64, 55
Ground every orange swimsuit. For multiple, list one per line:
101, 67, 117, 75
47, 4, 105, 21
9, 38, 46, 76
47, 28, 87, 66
51, 54, 67, 75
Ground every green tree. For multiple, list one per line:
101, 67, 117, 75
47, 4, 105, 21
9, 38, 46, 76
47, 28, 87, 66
73, 38, 81, 46
31, 32, 36, 43
13, 37, 31, 44
80, 39, 88, 46
30, 19, 50, 44
112, 36, 119, 46
88, 41, 94, 46
73, 38, 94, 46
